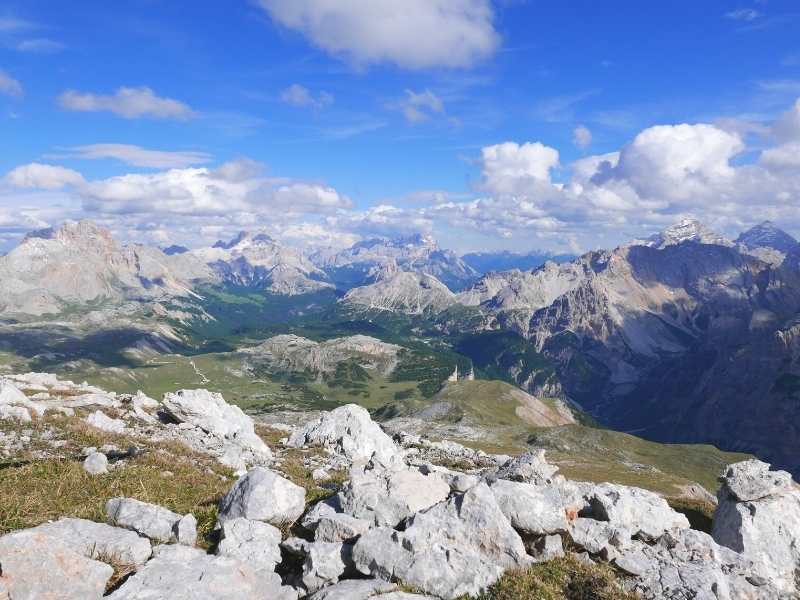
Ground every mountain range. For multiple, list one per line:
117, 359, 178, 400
1, 217, 799, 477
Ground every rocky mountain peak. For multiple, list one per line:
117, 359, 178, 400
23, 219, 116, 251
213, 231, 275, 250
736, 220, 798, 253
645, 218, 731, 249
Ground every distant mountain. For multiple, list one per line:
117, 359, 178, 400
342, 271, 456, 314
311, 234, 478, 291
736, 221, 798, 254
162, 244, 189, 256
0, 220, 207, 315
191, 231, 332, 296
461, 250, 576, 274
637, 218, 732, 249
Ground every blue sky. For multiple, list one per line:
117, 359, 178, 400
1, 0, 800, 253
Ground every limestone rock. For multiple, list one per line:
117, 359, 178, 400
161, 388, 273, 472
83, 451, 108, 475
288, 404, 400, 464
175, 513, 198, 546
302, 541, 354, 593
487, 478, 568, 535
585, 483, 689, 540
84, 410, 126, 434
30, 517, 152, 566
314, 513, 371, 543
712, 459, 800, 595
218, 467, 306, 526
0, 380, 44, 418
307, 579, 396, 600
352, 482, 530, 599
106, 497, 194, 544
530, 534, 564, 562
338, 463, 450, 527
496, 450, 559, 485
0, 529, 113, 599
216, 517, 282, 573
107, 544, 296, 600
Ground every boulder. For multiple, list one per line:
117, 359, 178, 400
107, 544, 297, 600
496, 449, 559, 485
288, 404, 400, 464
338, 463, 450, 527
0, 529, 113, 599
106, 497, 195, 545
352, 482, 530, 599
161, 389, 273, 472
530, 534, 564, 562
621, 529, 778, 600
584, 483, 689, 540
487, 478, 568, 535
307, 579, 396, 600
0, 380, 43, 420
0, 403, 31, 422
84, 410, 126, 434
301, 541, 354, 593
712, 459, 800, 595
301, 497, 341, 531
83, 451, 108, 475
314, 513, 371, 543
218, 467, 306, 526
30, 517, 152, 566
216, 517, 282, 573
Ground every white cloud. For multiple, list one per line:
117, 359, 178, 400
725, 8, 761, 21
54, 144, 212, 169
0, 69, 23, 98
773, 98, 800, 142
257, 0, 500, 70
280, 83, 334, 108
58, 87, 195, 119
572, 125, 592, 149
15, 38, 64, 53
397, 89, 445, 123
760, 143, 800, 170
480, 141, 560, 193
4, 163, 85, 189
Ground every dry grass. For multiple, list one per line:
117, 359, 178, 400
0, 415, 233, 547
470, 555, 638, 600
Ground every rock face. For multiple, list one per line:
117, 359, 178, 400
736, 220, 798, 254
217, 467, 306, 526
712, 460, 800, 594
343, 271, 456, 314
161, 388, 273, 472
287, 404, 401, 465
352, 482, 530, 599
0, 529, 113, 599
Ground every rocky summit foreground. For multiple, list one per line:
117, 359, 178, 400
1, 374, 799, 599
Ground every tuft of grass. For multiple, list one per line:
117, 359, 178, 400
0, 415, 233, 548
470, 555, 638, 600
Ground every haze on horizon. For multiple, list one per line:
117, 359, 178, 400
1, 0, 799, 255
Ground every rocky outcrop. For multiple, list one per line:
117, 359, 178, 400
712, 460, 800, 595
106, 497, 196, 545
342, 271, 456, 314
287, 404, 401, 465
161, 388, 273, 473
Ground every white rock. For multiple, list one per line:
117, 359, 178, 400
30, 517, 152, 566
496, 449, 559, 485
306, 579, 395, 600
288, 404, 400, 464
175, 513, 197, 546
108, 544, 296, 600
83, 452, 108, 475
0, 529, 113, 599
218, 467, 306, 526
314, 513, 371, 543
302, 541, 353, 593
84, 410, 126, 434
352, 482, 530, 599
216, 518, 282, 573
713, 459, 800, 595
487, 478, 568, 535
106, 497, 193, 544
530, 534, 564, 562
0, 380, 44, 417
0, 403, 31, 422
338, 463, 450, 527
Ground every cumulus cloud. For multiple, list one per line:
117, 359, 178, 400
572, 125, 592, 149
53, 144, 212, 169
0, 69, 23, 98
4, 163, 85, 189
58, 87, 195, 119
480, 141, 560, 193
280, 84, 334, 108
257, 0, 500, 70
773, 98, 800, 142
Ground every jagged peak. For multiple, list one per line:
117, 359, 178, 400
644, 218, 731, 249
736, 221, 798, 253
22, 219, 115, 248
212, 230, 275, 250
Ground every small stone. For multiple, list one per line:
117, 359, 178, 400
83, 452, 109, 476
175, 513, 197, 546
